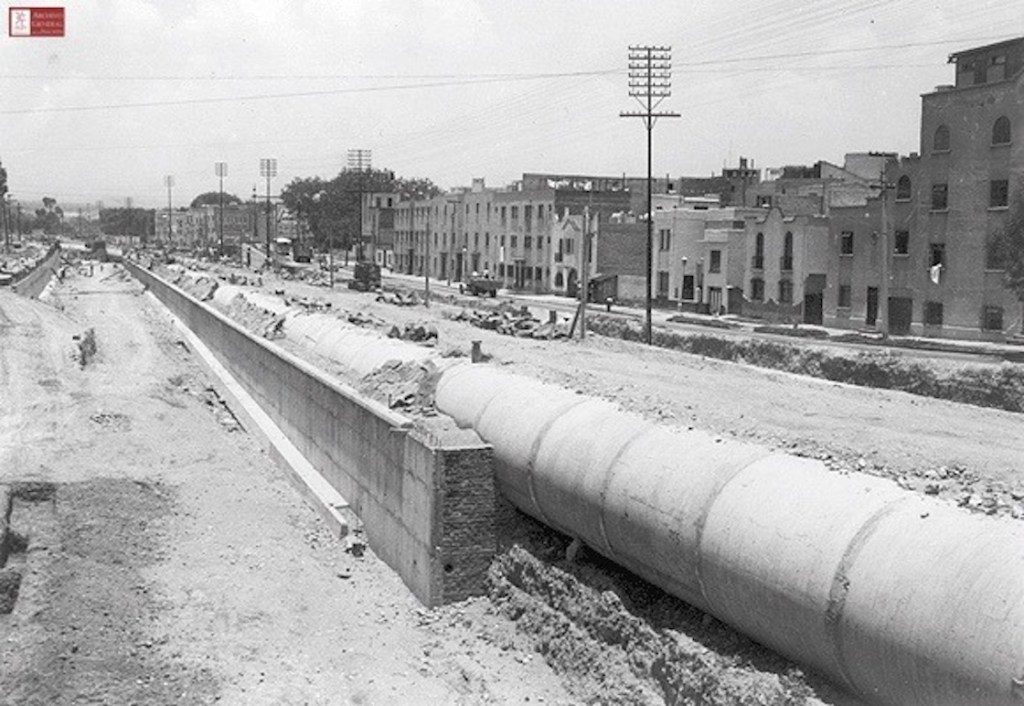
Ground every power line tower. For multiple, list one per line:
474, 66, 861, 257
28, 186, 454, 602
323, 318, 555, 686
346, 149, 372, 262
620, 45, 679, 345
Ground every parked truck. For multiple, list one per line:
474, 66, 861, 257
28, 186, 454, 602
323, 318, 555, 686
466, 275, 500, 297
347, 261, 382, 291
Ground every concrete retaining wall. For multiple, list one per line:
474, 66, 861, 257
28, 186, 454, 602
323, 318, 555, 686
127, 262, 496, 606
9, 244, 61, 298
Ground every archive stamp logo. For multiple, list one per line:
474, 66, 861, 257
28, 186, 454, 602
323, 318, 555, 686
8, 7, 64, 37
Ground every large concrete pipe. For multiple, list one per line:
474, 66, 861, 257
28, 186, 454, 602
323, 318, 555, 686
434, 364, 1024, 706
188, 276, 1024, 704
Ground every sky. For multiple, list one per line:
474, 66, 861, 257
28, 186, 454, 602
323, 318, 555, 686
0, 0, 1021, 210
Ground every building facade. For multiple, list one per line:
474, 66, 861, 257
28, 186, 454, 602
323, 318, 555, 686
824, 37, 1024, 339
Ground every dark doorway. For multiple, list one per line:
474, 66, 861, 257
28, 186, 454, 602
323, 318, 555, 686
866, 287, 878, 326
803, 293, 823, 324
566, 268, 578, 298
889, 297, 913, 335
682, 274, 695, 301
804, 274, 826, 325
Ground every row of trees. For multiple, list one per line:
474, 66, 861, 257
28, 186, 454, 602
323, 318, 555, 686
279, 168, 441, 252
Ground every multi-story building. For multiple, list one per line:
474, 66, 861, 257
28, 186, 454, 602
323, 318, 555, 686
824, 36, 1023, 339
648, 206, 759, 314
391, 175, 630, 294
744, 208, 831, 323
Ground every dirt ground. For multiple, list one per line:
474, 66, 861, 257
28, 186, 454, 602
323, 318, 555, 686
0, 265, 576, 705
6, 256, 1021, 705
155, 258, 1022, 704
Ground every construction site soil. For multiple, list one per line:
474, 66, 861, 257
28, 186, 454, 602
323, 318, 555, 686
142, 258, 1021, 703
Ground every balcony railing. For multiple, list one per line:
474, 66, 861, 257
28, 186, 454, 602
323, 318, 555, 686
780, 255, 793, 272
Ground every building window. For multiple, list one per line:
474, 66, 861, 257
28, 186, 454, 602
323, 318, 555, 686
754, 232, 765, 269
537, 204, 545, 221
500, 235, 505, 247
931, 183, 948, 211
982, 306, 1004, 331
510, 206, 519, 224
485, 232, 490, 247
896, 175, 912, 201
524, 235, 532, 249
933, 125, 950, 152
658, 228, 671, 251
990, 179, 1009, 208
709, 249, 722, 273
524, 205, 533, 232
779, 280, 793, 304
924, 301, 943, 326
511, 235, 517, 248
894, 229, 910, 255
930, 243, 945, 267
838, 284, 852, 308
500, 206, 506, 226
750, 278, 764, 301
992, 116, 1011, 145
840, 231, 854, 255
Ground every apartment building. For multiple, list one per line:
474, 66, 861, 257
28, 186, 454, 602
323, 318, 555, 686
824, 36, 1024, 339
391, 175, 630, 293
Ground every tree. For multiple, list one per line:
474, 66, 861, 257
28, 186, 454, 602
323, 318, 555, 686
190, 191, 242, 208
280, 169, 442, 253
33, 197, 62, 235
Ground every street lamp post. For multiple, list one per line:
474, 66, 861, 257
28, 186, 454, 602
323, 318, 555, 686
259, 158, 277, 259
163, 175, 174, 247
215, 162, 227, 257
679, 256, 687, 310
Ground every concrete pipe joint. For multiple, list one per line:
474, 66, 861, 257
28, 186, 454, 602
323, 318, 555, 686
435, 364, 1024, 706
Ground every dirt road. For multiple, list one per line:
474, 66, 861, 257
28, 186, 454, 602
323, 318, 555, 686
0, 266, 574, 705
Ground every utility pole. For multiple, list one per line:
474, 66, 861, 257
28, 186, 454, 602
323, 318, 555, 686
621, 45, 680, 345
877, 166, 893, 337
423, 206, 431, 307
579, 205, 592, 340
164, 175, 174, 246
347, 149, 372, 263
260, 158, 277, 259
215, 162, 227, 257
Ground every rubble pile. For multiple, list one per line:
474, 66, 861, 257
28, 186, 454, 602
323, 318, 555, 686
452, 305, 572, 340
386, 321, 438, 345
375, 289, 420, 307
359, 359, 442, 412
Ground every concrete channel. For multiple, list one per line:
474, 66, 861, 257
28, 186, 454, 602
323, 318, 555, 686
130, 262, 1024, 706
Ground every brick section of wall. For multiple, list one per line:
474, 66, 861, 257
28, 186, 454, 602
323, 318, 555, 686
127, 262, 496, 607
433, 445, 497, 603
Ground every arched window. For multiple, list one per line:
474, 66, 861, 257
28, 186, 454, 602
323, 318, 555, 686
992, 116, 1011, 145
933, 125, 950, 152
896, 175, 912, 201
554, 271, 564, 288
784, 231, 794, 258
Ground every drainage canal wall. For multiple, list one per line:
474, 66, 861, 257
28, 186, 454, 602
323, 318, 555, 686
126, 262, 496, 607
6, 244, 61, 298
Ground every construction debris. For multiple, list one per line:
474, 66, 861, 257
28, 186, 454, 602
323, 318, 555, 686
451, 305, 571, 340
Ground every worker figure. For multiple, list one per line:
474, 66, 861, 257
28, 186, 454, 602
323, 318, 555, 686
482, 268, 490, 278
605, 296, 613, 312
